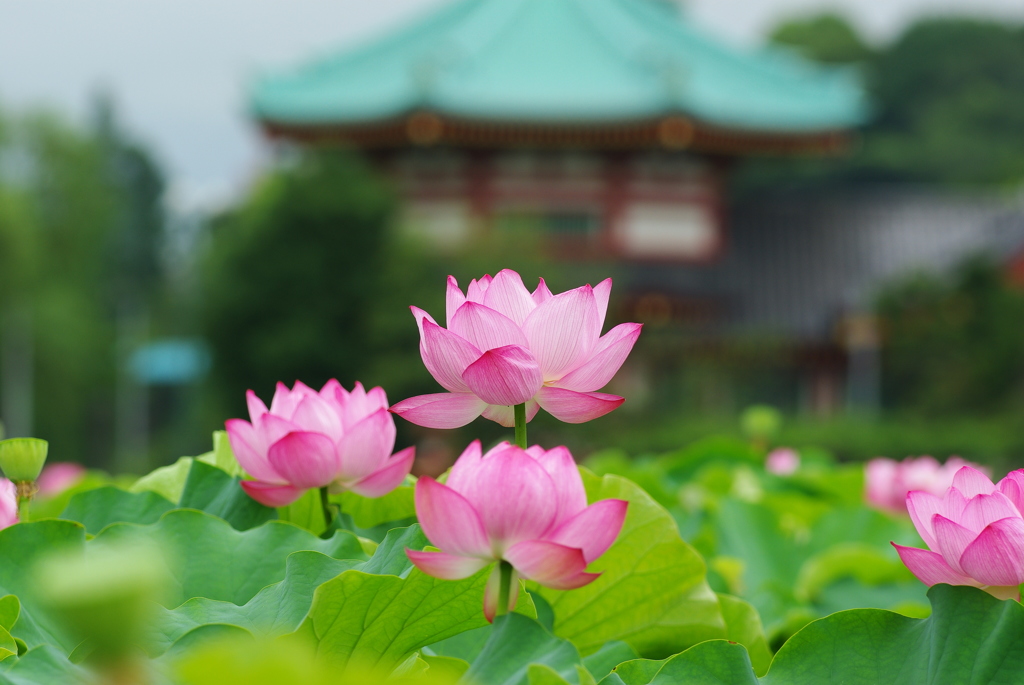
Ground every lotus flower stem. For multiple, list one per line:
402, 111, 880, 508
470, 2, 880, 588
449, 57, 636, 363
514, 403, 527, 449
15, 481, 35, 523
496, 560, 514, 619
319, 486, 333, 533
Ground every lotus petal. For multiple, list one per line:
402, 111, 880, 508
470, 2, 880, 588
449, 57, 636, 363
406, 550, 491, 581
952, 465, 996, 498
892, 543, 977, 587
555, 323, 642, 392
267, 431, 341, 490
906, 490, 944, 550
593, 278, 612, 330
239, 480, 306, 508
389, 393, 487, 429
932, 515, 978, 574
456, 445, 558, 548
533, 446, 588, 522
420, 319, 481, 393
482, 269, 536, 326
348, 446, 415, 498
415, 477, 492, 558
450, 302, 528, 352
225, 419, 280, 482
504, 539, 593, 589
546, 499, 628, 562
532, 278, 553, 305
446, 276, 467, 327
523, 285, 600, 380
462, 345, 544, 406
291, 394, 344, 443
480, 400, 540, 427
959, 517, 1024, 587
536, 387, 624, 423
246, 390, 268, 424
337, 407, 397, 481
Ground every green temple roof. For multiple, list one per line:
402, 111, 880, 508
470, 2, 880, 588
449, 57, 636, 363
251, 0, 867, 135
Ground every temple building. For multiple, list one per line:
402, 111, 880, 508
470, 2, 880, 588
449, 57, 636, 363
250, 0, 885, 415
251, 0, 865, 263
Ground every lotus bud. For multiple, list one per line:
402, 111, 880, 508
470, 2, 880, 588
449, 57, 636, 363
36, 539, 169, 666
0, 438, 48, 484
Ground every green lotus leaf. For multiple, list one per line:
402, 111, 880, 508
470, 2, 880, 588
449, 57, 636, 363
0, 597, 20, 634
465, 613, 583, 685
0, 645, 90, 685
598, 641, 757, 685
717, 593, 771, 677
536, 469, 724, 658
336, 477, 416, 529
600, 585, 1024, 684
277, 488, 326, 535
0, 520, 85, 652
60, 487, 175, 534
177, 461, 276, 531
94, 509, 365, 607
295, 536, 537, 672
130, 456, 195, 504
151, 524, 426, 654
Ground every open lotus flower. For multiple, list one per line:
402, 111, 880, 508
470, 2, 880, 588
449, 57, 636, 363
893, 465, 1024, 600
866, 455, 987, 514
0, 479, 17, 530
390, 270, 641, 428
226, 380, 415, 507
407, 441, 627, 621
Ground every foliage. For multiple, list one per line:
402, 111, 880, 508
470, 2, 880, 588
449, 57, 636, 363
200, 151, 431, 420
0, 428, 1012, 683
750, 16, 1024, 190
876, 257, 1024, 417
0, 103, 165, 465
769, 13, 874, 64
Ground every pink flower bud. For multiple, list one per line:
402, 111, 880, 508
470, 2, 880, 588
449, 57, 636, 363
766, 448, 800, 475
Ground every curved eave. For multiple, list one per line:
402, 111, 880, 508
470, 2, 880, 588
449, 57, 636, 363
258, 112, 853, 156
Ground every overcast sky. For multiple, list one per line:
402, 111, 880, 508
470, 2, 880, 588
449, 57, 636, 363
2, 0, 1022, 211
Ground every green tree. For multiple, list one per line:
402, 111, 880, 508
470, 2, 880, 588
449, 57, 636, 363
769, 13, 873, 64
200, 151, 410, 416
0, 103, 165, 467
750, 16, 1024, 191
864, 19, 1024, 186
876, 256, 1024, 416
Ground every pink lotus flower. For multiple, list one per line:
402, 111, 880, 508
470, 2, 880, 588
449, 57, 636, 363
226, 380, 415, 507
0, 479, 17, 530
866, 456, 987, 514
390, 270, 641, 428
407, 441, 627, 621
37, 462, 86, 497
766, 448, 800, 475
893, 466, 1024, 600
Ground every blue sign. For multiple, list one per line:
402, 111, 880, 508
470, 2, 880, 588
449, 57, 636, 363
129, 339, 211, 385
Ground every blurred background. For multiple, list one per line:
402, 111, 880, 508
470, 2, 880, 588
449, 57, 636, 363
2, 0, 1024, 474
